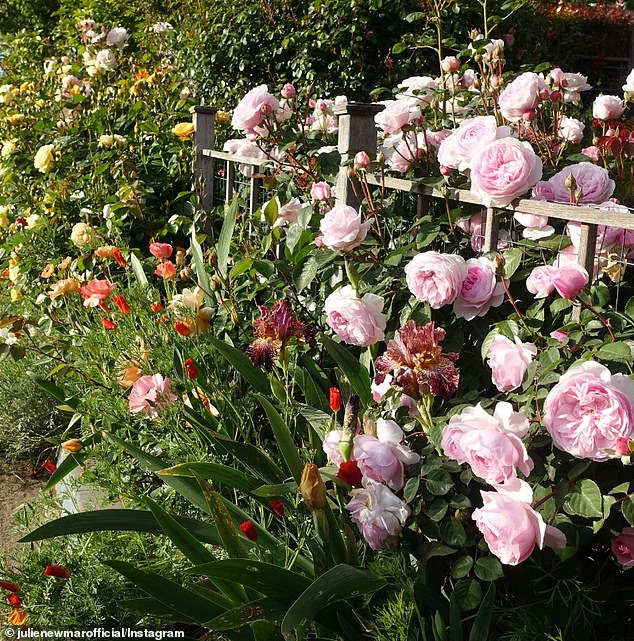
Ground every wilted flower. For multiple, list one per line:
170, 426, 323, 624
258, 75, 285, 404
374, 321, 460, 401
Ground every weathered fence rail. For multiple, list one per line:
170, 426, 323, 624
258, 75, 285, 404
192, 103, 634, 288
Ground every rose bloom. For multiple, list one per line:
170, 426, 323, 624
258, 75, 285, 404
544, 162, 615, 205
128, 373, 177, 419
49, 278, 80, 299
453, 257, 504, 320
487, 334, 537, 392
437, 116, 511, 172
80, 278, 116, 307
70, 222, 96, 248
526, 265, 556, 298
544, 361, 634, 461
310, 181, 331, 201
273, 197, 302, 227
498, 72, 542, 122
173, 122, 195, 141
34, 144, 55, 173
592, 94, 625, 120
442, 402, 533, 485
323, 285, 386, 347
319, 204, 372, 251
405, 251, 468, 308
514, 212, 554, 240
612, 527, 634, 567
1, 139, 17, 157
106, 26, 129, 48
473, 480, 566, 565
231, 84, 280, 133
470, 137, 543, 208
149, 242, 173, 259
551, 264, 588, 299
95, 49, 117, 71
558, 115, 585, 144
353, 419, 420, 490
346, 477, 411, 550
581, 145, 600, 162
374, 99, 417, 135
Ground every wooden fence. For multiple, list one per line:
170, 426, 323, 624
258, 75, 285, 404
192, 103, 634, 289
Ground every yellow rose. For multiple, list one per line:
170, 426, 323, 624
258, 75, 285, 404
70, 222, 96, 248
98, 134, 115, 149
6, 113, 25, 126
1, 140, 17, 157
34, 144, 55, 173
173, 122, 195, 141
35, 99, 46, 109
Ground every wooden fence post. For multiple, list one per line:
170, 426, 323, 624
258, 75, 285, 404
192, 106, 217, 211
482, 207, 500, 253
573, 222, 598, 320
333, 102, 385, 208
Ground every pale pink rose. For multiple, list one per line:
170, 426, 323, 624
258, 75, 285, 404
274, 197, 302, 227
592, 94, 625, 120
388, 136, 422, 173
346, 477, 411, 550
310, 181, 331, 201
473, 480, 566, 565
149, 242, 173, 259
404, 251, 468, 308
128, 373, 177, 419
487, 334, 537, 392
442, 402, 533, 485
623, 69, 634, 95
555, 243, 604, 281
323, 429, 345, 466
615, 437, 631, 456
437, 116, 511, 172
453, 257, 504, 320
526, 265, 556, 298
567, 220, 623, 253
441, 56, 461, 73
498, 72, 542, 122
514, 212, 554, 239
612, 528, 634, 567
581, 146, 600, 161
546, 162, 615, 204
548, 68, 566, 86
106, 27, 129, 48
562, 72, 592, 105
231, 85, 280, 133
80, 279, 116, 307
544, 361, 634, 461
374, 99, 418, 135
558, 115, 585, 143
550, 330, 568, 343
324, 285, 386, 347
532, 181, 556, 201
353, 419, 420, 490
280, 83, 296, 99
95, 49, 116, 71
396, 76, 438, 107
551, 264, 588, 298
319, 205, 372, 251
470, 137, 543, 208
222, 138, 266, 177
459, 212, 511, 252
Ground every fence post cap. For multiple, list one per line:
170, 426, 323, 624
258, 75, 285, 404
333, 101, 386, 116
190, 105, 219, 115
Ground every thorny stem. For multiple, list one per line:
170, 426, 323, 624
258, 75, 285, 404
500, 273, 535, 336
576, 296, 616, 341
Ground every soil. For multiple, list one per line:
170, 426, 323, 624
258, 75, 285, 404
0, 460, 45, 567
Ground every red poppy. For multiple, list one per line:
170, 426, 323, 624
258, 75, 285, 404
6, 593, 22, 607
337, 460, 363, 487
44, 564, 71, 579
269, 500, 284, 517
113, 249, 127, 267
0, 581, 20, 593
329, 387, 342, 413
183, 358, 198, 379
101, 318, 117, 330
150, 301, 163, 313
174, 321, 191, 336
239, 520, 258, 541
113, 295, 131, 315
41, 460, 57, 474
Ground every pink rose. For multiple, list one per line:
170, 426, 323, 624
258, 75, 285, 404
273, 197, 302, 227
106, 27, 129, 49
453, 257, 504, 320
487, 334, 537, 392
612, 527, 634, 567
581, 146, 600, 161
544, 361, 634, 461
324, 285, 386, 347
437, 116, 511, 172
514, 212, 554, 239
404, 251, 468, 308
498, 72, 542, 122
441, 56, 461, 73
319, 205, 372, 251
442, 402, 533, 485
558, 115, 585, 143
353, 419, 420, 490
80, 279, 116, 307
473, 480, 566, 565
387, 136, 422, 173
526, 265, 556, 298
374, 99, 417, 135
310, 181, 331, 201
532, 181, 555, 201
550, 330, 568, 343
470, 137, 543, 207
231, 85, 280, 133
149, 242, 173, 259
546, 162, 615, 205
592, 94, 625, 120
354, 151, 370, 169
346, 477, 411, 550
458, 212, 511, 252
128, 373, 177, 419
551, 264, 588, 298
280, 83, 296, 99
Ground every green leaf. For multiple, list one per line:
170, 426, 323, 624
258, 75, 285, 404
503, 248, 523, 279
452, 578, 481, 612
451, 556, 473, 580
563, 479, 603, 518
449, 589, 463, 641
159, 462, 260, 493
130, 252, 149, 287
426, 468, 453, 496
321, 336, 371, 406
190, 224, 211, 296
19, 509, 219, 545
441, 518, 467, 547
255, 395, 303, 483
27, 375, 79, 409
251, 482, 297, 498
209, 337, 271, 395
473, 557, 503, 582
468, 584, 496, 641
281, 565, 385, 641
597, 341, 633, 363
622, 496, 634, 525
217, 199, 238, 277
120, 597, 197, 623
295, 254, 319, 293
205, 597, 287, 630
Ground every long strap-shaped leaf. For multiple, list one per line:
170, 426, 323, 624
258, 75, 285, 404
159, 462, 260, 494
321, 336, 371, 406
205, 597, 288, 631
209, 336, 271, 395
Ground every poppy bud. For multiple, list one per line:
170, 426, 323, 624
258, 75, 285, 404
61, 439, 83, 453
41, 459, 57, 474
0, 581, 20, 593
329, 387, 342, 413
150, 301, 163, 313
6, 593, 22, 607
269, 499, 284, 516
336, 460, 363, 487
174, 321, 191, 336
299, 463, 327, 511
44, 564, 71, 579
183, 358, 198, 379
239, 520, 258, 541
113, 249, 127, 267
113, 294, 131, 315
101, 317, 117, 330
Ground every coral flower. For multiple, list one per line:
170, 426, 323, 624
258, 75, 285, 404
174, 321, 192, 336
44, 564, 71, 579
61, 439, 83, 453
240, 520, 258, 541
149, 242, 173, 259
150, 301, 163, 313
128, 373, 177, 419
154, 261, 177, 279
80, 279, 116, 307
